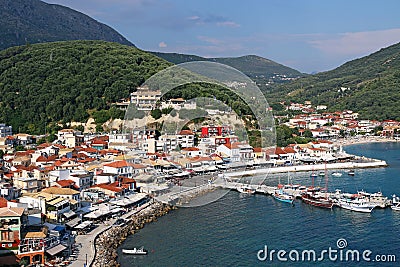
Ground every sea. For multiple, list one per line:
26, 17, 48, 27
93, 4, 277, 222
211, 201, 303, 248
118, 142, 400, 266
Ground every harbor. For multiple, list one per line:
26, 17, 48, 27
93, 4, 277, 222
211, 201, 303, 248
117, 142, 400, 267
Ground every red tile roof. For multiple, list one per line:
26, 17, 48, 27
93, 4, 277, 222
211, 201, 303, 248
92, 183, 123, 193
104, 160, 130, 168
182, 147, 200, 151
178, 130, 194, 135
56, 179, 76, 188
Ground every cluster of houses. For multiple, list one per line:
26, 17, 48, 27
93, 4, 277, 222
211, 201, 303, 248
0, 93, 399, 264
0, 123, 353, 263
280, 104, 400, 139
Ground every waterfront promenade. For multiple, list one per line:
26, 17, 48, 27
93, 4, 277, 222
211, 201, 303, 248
70, 202, 153, 267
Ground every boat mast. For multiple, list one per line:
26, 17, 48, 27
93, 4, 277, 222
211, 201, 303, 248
324, 161, 329, 194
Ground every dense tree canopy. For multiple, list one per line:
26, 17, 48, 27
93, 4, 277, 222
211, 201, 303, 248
0, 40, 171, 134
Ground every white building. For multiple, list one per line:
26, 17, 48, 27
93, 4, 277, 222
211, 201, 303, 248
130, 85, 161, 110
0, 124, 12, 137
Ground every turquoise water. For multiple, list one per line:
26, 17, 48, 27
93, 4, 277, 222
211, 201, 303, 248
118, 142, 400, 266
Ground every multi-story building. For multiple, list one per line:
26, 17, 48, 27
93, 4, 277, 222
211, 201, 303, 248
0, 207, 26, 253
201, 125, 231, 138
57, 129, 84, 148
0, 124, 12, 137
130, 85, 161, 110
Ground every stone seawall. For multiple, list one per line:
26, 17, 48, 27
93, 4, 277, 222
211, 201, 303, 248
91, 202, 174, 267
225, 160, 388, 178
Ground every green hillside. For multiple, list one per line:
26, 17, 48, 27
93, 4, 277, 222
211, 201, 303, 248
0, 0, 134, 50
0, 40, 170, 134
272, 42, 400, 120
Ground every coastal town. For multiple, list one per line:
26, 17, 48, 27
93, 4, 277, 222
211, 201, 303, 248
0, 89, 398, 266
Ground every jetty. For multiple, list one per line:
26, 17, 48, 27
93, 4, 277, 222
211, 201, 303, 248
224, 159, 387, 178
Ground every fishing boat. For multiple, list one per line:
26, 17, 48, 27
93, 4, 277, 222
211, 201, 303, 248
301, 189, 334, 209
237, 185, 256, 195
358, 190, 390, 208
391, 195, 400, 211
337, 194, 375, 213
302, 164, 333, 209
331, 172, 342, 177
273, 189, 294, 204
122, 247, 148, 255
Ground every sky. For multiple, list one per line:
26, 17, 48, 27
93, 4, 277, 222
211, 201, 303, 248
43, 0, 400, 73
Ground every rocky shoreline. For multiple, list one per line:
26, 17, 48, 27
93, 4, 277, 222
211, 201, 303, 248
91, 201, 175, 267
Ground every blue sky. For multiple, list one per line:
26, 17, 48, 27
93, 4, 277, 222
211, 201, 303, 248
44, 0, 400, 73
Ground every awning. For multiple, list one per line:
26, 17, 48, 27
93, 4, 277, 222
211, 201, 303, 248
74, 221, 92, 229
66, 217, 81, 228
111, 207, 124, 213
25, 231, 46, 239
204, 166, 218, 171
84, 211, 103, 219
62, 210, 76, 219
46, 244, 67, 256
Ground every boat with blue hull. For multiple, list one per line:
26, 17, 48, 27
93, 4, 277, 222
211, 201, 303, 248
273, 189, 294, 204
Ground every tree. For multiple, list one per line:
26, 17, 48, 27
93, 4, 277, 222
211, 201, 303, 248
304, 130, 313, 138
151, 109, 162, 120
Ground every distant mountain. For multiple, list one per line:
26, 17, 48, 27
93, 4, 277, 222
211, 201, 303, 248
152, 52, 305, 79
0, 0, 134, 50
273, 42, 400, 120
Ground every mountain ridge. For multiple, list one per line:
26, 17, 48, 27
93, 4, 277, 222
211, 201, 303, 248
272, 41, 400, 120
151, 52, 305, 79
0, 0, 134, 50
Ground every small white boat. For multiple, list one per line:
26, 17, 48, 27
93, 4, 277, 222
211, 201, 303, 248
237, 185, 256, 195
122, 247, 148, 255
331, 172, 342, 177
348, 170, 355, 176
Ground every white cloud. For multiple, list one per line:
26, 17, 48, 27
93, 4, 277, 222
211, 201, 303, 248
158, 41, 167, 48
308, 28, 400, 56
187, 16, 200, 21
216, 21, 240, 28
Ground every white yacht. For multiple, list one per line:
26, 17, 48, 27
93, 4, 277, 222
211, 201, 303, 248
337, 194, 375, 213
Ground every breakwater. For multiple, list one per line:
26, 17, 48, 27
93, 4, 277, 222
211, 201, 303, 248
91, 202, 174, 267
225, 159, 387, 178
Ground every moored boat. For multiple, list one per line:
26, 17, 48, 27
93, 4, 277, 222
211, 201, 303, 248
301, 188, 333, 209
337, 194, 375, 213
332, 172, 342, 177
273, 189, 294, 204
122, 247, 148, 255
237, 185, 256, 195
360, 191, 390, 208
348, 170, 355, 176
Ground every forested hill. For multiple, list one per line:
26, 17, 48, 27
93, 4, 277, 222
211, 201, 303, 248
151, 52, 304, 79
0, 40, 171, 133
272, 42, 400, 120
0, 0, 134, 50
